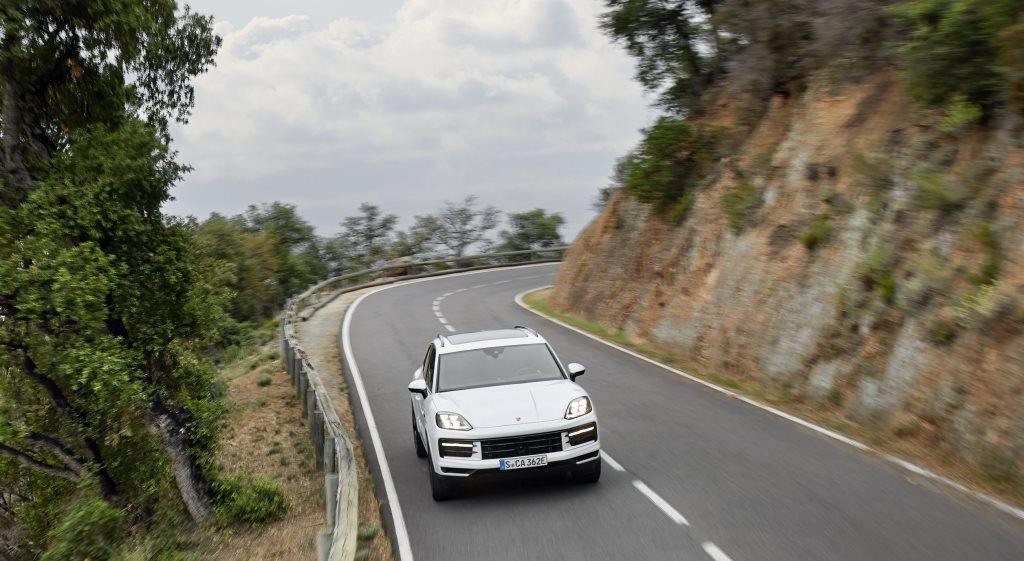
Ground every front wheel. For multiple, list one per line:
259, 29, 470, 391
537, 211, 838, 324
429, 457, 459, 501
574, 457, 601, 484
412, 408, 427, 458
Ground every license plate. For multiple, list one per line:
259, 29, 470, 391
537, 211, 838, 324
499, 455, 548, 471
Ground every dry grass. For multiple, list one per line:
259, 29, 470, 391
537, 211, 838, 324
196, 346, 324, 561
295, 290, 395, 561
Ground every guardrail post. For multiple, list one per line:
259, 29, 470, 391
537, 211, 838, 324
306, 387, 316, 425
323, 436, 336, 474
313, 410, 325, 468
324, 470, 339, 528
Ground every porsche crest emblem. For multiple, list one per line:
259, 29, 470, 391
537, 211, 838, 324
514, 416, 522, 422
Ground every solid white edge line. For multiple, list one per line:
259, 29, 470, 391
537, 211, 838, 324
632, 480, 689, 526
702, 542, 734, 561
601, 451, 626, 472
337, 263, 559, 561
514, 285, 1024, 522
343, 289, 415, 561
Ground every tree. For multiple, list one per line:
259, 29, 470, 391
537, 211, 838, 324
0, 0, 223, 543
498, 209, 566, 252
0, 0, 219, 207
240, 202, 326, 299
325, 203, 397, 274
891, 0, 1024, 111
391, 214, 443, 258
600, 1, 725, 114
0, 123, 227, 533
433, 196, 500, 258
192, 214, 281, 323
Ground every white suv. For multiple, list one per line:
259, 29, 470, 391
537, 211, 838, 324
407, 326, 601, 500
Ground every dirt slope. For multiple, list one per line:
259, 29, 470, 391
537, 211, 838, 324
552, 69, 1024, 490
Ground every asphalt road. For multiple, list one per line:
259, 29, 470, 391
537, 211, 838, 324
344, 263, 1024, 561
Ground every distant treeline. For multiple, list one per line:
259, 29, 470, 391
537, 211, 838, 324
189, 198, 566, 333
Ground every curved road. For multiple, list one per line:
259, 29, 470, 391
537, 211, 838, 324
344, 263, 1024, 561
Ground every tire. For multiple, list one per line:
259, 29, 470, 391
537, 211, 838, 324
412, 408, 427, 458
428, 457, 459, 501
574, 457, 601, 484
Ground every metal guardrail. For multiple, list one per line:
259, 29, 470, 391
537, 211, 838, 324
279, 247, 567, 561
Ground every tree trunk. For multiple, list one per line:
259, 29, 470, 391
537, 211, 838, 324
0, 31, 33, 208
146, 405, 214, 523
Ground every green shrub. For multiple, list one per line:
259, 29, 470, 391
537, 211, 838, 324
212, 475, 287, 525
926, 316, 959, 345
721, 179, 760, 234
256, 375, 273, 387
857, 245, 897, 304
625, 118, 721, 208
800, 217, 833, 250
912, 170, 967, 211
939, 95, 983, 134
891, 0, 1024, 111
969, 223, 1000, 286
41, 496, 125, 561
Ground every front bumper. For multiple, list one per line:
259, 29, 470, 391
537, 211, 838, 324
431, 414, 600, 477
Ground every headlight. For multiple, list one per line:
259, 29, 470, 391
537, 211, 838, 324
564, 396, 592, 419
436, 412, 473, 430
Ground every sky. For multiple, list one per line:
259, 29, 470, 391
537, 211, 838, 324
165, 0, 653, 241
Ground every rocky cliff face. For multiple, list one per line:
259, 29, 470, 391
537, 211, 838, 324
552, 70, 1024, 484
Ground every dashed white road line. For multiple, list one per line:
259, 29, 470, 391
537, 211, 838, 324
633, 480, 690, 526
601, 451, 626, 472
702, 542, 734, 561
514, 285, 1024, 523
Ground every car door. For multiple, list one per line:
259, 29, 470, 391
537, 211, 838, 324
413, 344, 436, 436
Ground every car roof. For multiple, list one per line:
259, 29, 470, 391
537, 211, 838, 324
434, 327, 545, 354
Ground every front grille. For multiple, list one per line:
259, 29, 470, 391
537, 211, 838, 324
481, 431, 563, 459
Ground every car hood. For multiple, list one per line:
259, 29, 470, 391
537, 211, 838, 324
433, 380, 587, 428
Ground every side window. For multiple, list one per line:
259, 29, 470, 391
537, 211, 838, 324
422, 345, 436, 390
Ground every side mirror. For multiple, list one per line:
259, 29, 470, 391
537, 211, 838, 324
567, 363, 586, 381
408, 378, 428, 397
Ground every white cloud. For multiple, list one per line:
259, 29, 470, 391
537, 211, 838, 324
168, 0, 652, 238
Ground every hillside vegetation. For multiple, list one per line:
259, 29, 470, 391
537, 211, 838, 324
554, 0, 1024, 497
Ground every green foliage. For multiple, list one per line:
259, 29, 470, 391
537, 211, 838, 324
241, 202, 327, 298
720, 179, 760, 234
40, 495, 125, 561
969, 223, 1001, 286
891, 0, 1024, 111
912, 169, 969, 211
800, 217, 833, 250
926, 316, 959, 345
212, 475, 287, 525
625, 118, 721, 210
498, 209, 565, 252
857, 245, 898, 303
256, 376, 273, 387
939, 95, 983, 134
600, 1, 724, 113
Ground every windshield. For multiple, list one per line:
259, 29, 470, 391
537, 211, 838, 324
436, 343, 564, 392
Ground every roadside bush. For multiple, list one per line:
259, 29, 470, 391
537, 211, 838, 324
212, 475, 287, 525
891, 0, 1024, 112
800, 217, 833, 250
721, 179, 760, 234
939, 95, 983, 134
857, 245, 897, 304
40, 496, 125, 561
625, 118, 721, 209
256, 375, 273, 387
912, 170, 968, 211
